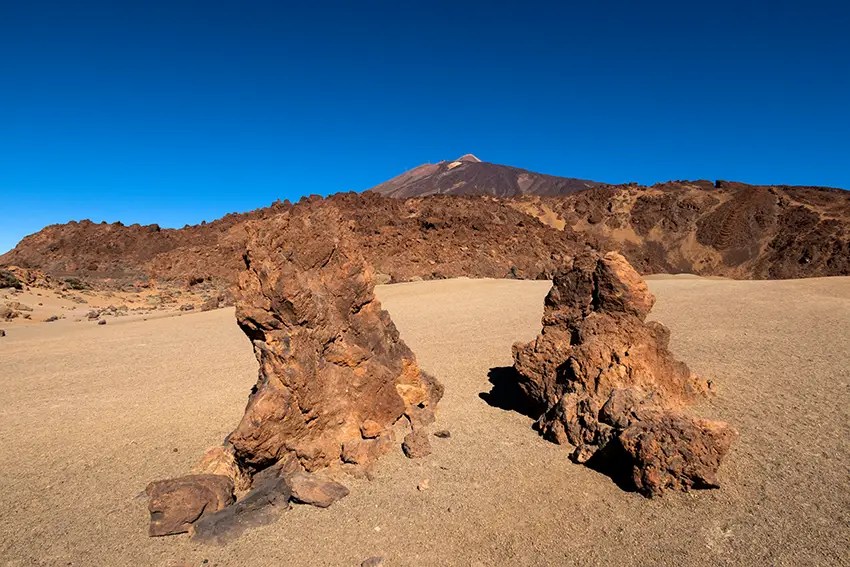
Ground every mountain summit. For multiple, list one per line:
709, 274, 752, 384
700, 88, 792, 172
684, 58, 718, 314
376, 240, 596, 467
367, 156, 601, 198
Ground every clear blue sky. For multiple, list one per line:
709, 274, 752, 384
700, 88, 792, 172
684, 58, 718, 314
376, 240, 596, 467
2, 1, 848, 254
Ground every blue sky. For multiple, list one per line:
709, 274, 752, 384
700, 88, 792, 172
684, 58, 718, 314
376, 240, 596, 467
1, 1, 848, 253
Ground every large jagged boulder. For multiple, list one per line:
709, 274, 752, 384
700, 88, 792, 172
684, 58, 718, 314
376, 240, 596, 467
512, 251, 736, 496
145, 203, 444, 539
227, 202, 443, 472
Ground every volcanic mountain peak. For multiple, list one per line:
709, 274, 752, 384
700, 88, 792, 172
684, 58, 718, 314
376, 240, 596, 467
368, 156, 601, 198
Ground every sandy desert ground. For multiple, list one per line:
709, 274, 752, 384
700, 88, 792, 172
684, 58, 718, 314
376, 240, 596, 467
1, 276, 848, 566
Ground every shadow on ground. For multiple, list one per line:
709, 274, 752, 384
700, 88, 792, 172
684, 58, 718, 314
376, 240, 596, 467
480, 366, 638, 494
478, 366, 543, 419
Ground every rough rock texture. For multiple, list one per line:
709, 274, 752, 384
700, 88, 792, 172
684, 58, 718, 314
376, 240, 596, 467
227, 202, 443, 472
190, 456, 298, 544
512, 251, 736, 496
145, 474, 234, 536
289, 472, 350, 508
191, 445, 252, 494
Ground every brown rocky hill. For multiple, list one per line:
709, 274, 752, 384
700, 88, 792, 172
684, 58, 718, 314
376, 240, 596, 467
0, 193, 589, 286
368, 154, 602, 198
2, 168, 848, 286
512, 180, 850, 279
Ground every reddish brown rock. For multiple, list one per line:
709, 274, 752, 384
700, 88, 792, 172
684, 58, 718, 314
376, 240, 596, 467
191, 445, 252, 494
145, 474, 234, 536
359, 419, 383, 439
512, 251, 736, 496
227, 203, 443, 472
190, 457, 297, 544
402, 429, 432, 459
289, 472, 350, 508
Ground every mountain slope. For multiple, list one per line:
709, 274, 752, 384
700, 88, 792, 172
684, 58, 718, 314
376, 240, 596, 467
513, 181, 850, 279
2, 162, 848, 285
368, 155, 602, 198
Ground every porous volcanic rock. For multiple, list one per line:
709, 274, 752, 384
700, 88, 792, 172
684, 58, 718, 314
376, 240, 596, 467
145, 474, 234, 536
512, 251, 736, 496
227, 202, 443, 472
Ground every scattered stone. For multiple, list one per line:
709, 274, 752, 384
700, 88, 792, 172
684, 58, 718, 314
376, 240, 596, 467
190, 457, 296, 544
511, 251, 736, 497
433, 429, 451, 439
86, 310, 100, 320
0, 306, 13, 320
402, 429, 432, 459
44, 315, 59, 322
374, 272, 392, 285
145, 474, 234, 537
361, 557, 385, 567
226, 204, 443, 471
0, 329, 5, 337
417, 479, 430, 491
289, 472, 350, 508
97, 319, 106, 325
180, 304, 194, 311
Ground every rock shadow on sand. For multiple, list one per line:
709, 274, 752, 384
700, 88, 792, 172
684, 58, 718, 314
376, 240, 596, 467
479, 366, 544, 419
481, 366, 640, 494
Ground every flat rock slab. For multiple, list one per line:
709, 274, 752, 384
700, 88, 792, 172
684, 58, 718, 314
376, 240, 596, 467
191, 461, 294, 544
289, 473, 350, 508
145, 474, 233, 537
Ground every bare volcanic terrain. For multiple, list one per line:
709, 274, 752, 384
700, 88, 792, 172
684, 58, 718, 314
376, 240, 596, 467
2, 160, 849, 286
1, 277, 848, 566
515, 180, 850, 279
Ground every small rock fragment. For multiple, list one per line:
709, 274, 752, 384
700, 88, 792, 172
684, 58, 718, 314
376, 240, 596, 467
97, 319, 106, 325
402, 429, 431, 458
44, 315, 59, 322
0, 329, 5, 337
289, 472, 350, 508
417, 479, 430, 491
145, 474, 234, 537
361, 557, 384, 567
433, 429, 451, 439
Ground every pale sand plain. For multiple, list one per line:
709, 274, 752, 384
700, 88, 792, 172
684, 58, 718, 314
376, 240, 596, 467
0, 277, 848, 566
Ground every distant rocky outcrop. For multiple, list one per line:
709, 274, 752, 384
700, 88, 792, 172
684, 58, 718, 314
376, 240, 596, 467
516, 181, 850, 279
512, 251, 737, 496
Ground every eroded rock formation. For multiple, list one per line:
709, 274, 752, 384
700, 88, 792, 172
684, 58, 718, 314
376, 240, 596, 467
228, 202, 443, 471
512, 251, 736, 496
145, 202, 444, 538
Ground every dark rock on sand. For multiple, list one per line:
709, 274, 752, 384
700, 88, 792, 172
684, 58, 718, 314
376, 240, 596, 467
145, 474, 234, 536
